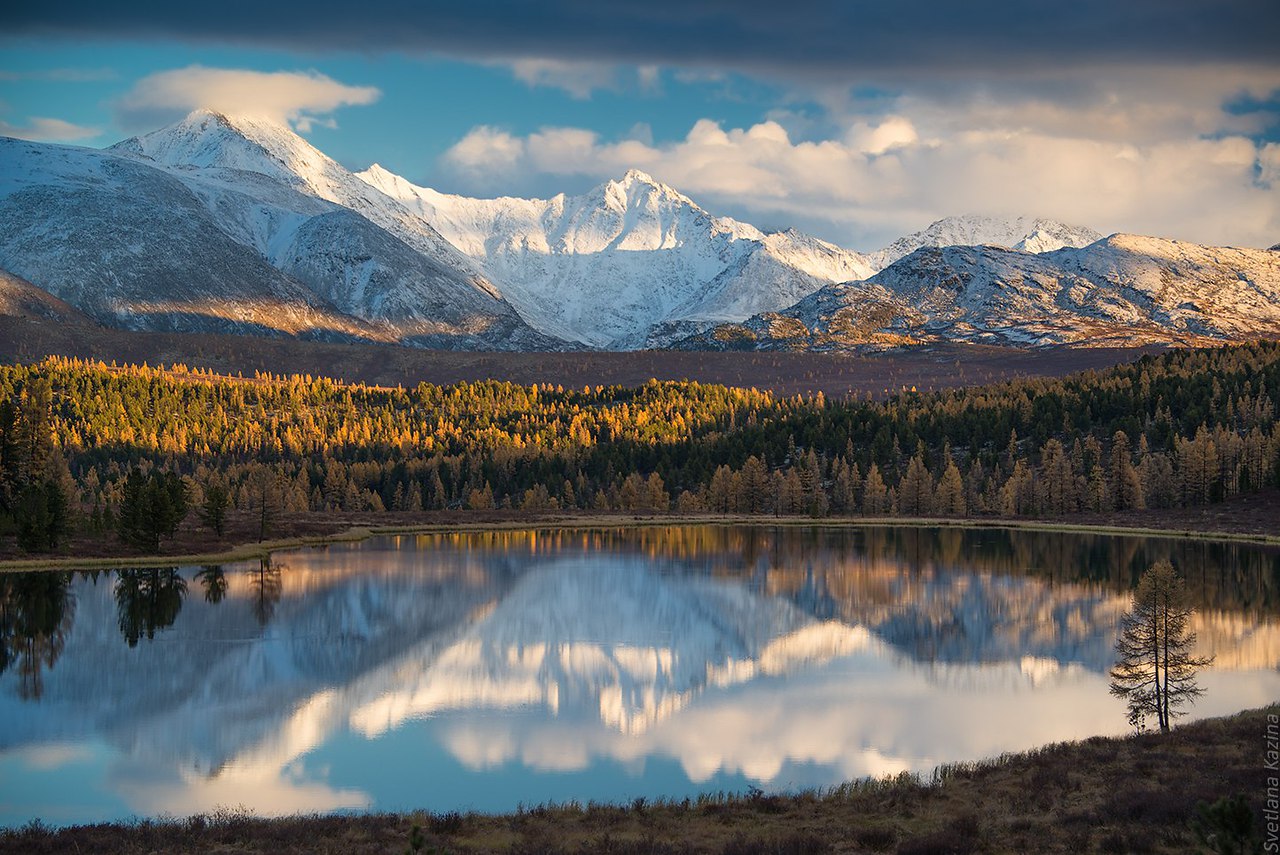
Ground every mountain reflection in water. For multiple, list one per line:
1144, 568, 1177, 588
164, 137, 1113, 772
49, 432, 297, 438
1, 525, 1278, 825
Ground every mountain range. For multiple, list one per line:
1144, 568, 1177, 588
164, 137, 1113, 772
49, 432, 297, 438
0, 109, 1276, 353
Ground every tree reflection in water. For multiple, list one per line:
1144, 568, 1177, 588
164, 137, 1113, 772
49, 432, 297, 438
2, 526, 1280, 827
0, 571, 75, 699
252, 557, 283, 629
194, 565, 227, 604
115, 567, 187, 648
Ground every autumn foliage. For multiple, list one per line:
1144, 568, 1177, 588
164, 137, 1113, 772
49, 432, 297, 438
0, 342, 1276, 551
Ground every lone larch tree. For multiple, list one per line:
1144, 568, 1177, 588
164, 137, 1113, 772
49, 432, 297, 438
1109, 560, 1213, 732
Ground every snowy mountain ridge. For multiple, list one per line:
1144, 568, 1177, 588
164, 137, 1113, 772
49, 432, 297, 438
0, 108, 1275, 352
105, 110, 560, 349
0, 134, 381, 341
685, 237, 1280, 351
0, 110, 560, 349
113, 111, 498, 293
357, 165, 1107, 348
866, 215, 1103, 269
358, 165, 879, 347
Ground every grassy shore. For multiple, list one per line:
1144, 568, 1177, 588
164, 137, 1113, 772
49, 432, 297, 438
3, 704, 1272, 854
2, 486, 1279, 573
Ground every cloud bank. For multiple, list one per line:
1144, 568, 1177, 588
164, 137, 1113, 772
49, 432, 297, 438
4, 1, 1275, 248
114, 66, 380, 132
5, 1, 1277, 78
441, 65, 1280, 250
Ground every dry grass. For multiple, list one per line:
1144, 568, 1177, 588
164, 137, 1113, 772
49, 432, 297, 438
3, 705, 1273, 854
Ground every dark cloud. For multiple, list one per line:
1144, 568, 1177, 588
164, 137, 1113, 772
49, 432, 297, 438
4, 0, 1278, 76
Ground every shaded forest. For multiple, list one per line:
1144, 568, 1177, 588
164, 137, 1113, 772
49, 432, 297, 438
0, 341, 1277, 553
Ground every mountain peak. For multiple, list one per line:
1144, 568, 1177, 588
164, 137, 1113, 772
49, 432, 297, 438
184, 106, 231, 124
356, 162, 434, 207
158, 108, 298, 146
604, 168, 678, 194
110, 106, 341, 196
620, 168, 658, 185
181, 107, 294, 131
594, 169, 698, 213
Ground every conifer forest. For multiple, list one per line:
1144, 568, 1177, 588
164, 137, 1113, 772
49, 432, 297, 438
0, 342, 1277, 553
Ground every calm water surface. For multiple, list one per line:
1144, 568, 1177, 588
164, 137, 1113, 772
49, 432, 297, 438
1, 525, 1278, 826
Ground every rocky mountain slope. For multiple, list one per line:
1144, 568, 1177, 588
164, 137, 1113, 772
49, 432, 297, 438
685, 236, 1280, 351
0, 268, 94, 324
0, 135, 378, 341
0, 112, 561, 349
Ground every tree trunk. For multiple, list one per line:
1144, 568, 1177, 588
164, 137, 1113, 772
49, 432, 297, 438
1160, 598, 1172, 732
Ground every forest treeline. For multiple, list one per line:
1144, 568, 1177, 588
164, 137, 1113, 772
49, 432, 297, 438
0, 341, 1277, 552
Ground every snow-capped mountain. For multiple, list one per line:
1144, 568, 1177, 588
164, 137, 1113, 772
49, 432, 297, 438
686, 235, 1280, 350
867, 215, 1102, 269
108, 110, 559, 349
0, 112, 561, 349
359, 166, 876, 348
112, 111, 495, 291
2, 109, 1276, 353
0, 135, 378, 341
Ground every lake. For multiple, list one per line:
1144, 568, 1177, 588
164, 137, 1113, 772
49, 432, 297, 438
1, 524, 1277, 826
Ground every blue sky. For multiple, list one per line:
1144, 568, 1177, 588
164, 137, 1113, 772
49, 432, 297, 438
2, 1, 1278, 249
0, 40, 782, 181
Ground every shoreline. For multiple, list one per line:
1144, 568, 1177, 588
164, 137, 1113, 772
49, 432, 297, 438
4, 704, 1274, 853
4, 510, 1275, 851
2, 511, 1278, 573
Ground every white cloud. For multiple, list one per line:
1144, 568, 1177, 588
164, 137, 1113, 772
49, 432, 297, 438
637, 65, 661, 93
0, 115, 100, 142
443, 125, 528, 176
892, 67, 1280, 151
115, 66, 380, 133
495, 58, 664, 99
1259, 143, 1280, 188
11, 743, 95, 770
845, 115, 919, 156
505, 58, 619, 99
439, 76, 1280, 250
